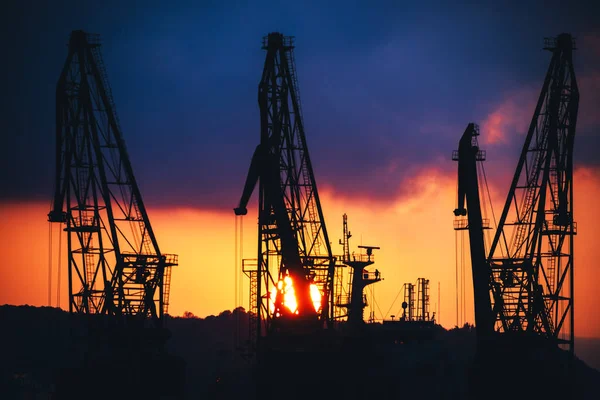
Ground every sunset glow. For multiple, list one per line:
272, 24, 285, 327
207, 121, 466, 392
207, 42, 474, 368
1, 11, 599, 342
1, 5, 600, 398
2, 165, 598, 338
269, 276, 299, 316
267, 275, 322, 316
310, 284, 322, 313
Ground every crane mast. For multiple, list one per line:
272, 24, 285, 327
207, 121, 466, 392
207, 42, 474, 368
235, 33, 335, 346
48, 30, 177, 328
340, 213, 351, 263
455, 33, 578, 357
454, 35, 579, 399
335, 214, 381, 330
488, 33, 578, 352
453, 123, 493, 340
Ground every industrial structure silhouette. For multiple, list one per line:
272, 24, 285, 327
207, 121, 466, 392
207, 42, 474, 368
4, 28, 591, 399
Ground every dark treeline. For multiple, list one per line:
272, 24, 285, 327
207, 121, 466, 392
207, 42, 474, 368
0, 305, 252, 398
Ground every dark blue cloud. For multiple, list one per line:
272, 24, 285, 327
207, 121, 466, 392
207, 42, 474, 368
0, 1, 598, 209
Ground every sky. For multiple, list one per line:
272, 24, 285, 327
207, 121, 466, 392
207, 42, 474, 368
0, 1, 599, 338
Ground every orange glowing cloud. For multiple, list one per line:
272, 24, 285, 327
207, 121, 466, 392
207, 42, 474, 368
480, 87, 537, 145
481, 35, 600, 146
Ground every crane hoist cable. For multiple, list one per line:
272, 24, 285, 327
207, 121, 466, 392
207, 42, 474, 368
237, 215, 244, 306
462, 229, 466, 325
57, 226, 62, 308
480, 161, 504, 258
48, 221, 52, 307
455, 228, 459, 327
47, 220, 64, 308
235, 215, 238, 311
369, 284, 384, 322
384, 285, 403, 320
234, 215, 239, 350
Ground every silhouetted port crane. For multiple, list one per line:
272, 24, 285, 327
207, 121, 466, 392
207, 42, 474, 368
235, 33, 335, 351
454, 33, 578, 399
49, 29, 177, 328
48, 30, 182, 399
488, 34, 578, 352
453, 123, 493, 342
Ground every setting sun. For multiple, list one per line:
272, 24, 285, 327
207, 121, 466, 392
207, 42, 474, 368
267, 275, 323, 317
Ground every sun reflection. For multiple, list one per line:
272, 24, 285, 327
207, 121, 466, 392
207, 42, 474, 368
268, 275, 322, 316
310, 283, 322, 313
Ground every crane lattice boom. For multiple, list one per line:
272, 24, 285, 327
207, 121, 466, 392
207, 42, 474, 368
488, 33, 578, 351
235, 33, 335, 349
48, 30, 177, 327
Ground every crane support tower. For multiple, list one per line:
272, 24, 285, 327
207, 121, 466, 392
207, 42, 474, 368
235, 33, 335, 351
454, 33, 578, 400
47, 31, 184, 400
490, 33, 578, 351
455, 34, 578, 351
48, 30, 177, 327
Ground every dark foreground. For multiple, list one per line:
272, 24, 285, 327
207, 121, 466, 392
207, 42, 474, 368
1, 305, 599, 399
